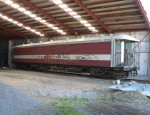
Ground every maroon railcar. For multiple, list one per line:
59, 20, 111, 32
13, 34, 139, 78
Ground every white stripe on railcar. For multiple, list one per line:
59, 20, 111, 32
14, 54, 111, 61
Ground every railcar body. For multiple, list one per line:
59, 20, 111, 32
13, 34, 139, 79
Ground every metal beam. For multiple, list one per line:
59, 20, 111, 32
84, 0, 123, 6
19, 0, 77, 35
74, 0, 111, 33
136, 0, 150, 30
0, 24, 27, 38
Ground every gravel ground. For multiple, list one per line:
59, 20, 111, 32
0, 68, 150, 115
0, 82, 39, 115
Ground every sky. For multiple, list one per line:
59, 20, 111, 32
140, 0, 150, 21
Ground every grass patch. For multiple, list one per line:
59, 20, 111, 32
49, 98, 88, 115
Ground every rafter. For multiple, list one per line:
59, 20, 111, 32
19, 0, 77, 35
0, 24, 27, 38
84, 0, 123, 6
74, 0, 111, 33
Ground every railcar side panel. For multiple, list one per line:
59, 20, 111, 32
13, 42, 111, 67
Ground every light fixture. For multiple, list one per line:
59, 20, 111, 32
34, 17, 42, 21
52, 27, 59, 30
11, 3, 20, 8
17, 23, 23, 26
18, 8, 26, 12
56, 29, 63, 33
52, 0, 63, 5
30, 29, 36, 32
2, 16, 9, 20
88, 27, 96, 30
80, 20, 88, 24
69, 11, 77, 16
73, 15, 81, 19
59, 4, 68, 9
7, 18, 13, 22
84, 23, 92, 27
30, 14, 37, 18
39, 20, 46, 23
24, 11, 32, 15
12, 21, 19, 24
24, 27, 31, 30
64, 8, 72, 12
92, 30, 98, 32
47, 24, 54, 27
61, 32, 67, 35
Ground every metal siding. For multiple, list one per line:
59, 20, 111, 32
13, 42, 111, 67
14, 42, 111, 55
138, 53, 148, 75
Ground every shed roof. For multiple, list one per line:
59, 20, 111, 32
0, 0, 149, 40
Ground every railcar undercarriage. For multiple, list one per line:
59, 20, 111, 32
89, 67, 137, 79
15, 63, 137, 79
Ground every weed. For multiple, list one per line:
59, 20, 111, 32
49, 98, 88, 115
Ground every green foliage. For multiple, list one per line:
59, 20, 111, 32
49, 97, 113, 114
49, 98, 88, 115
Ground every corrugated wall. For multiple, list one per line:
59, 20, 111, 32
11, 31, 150, 76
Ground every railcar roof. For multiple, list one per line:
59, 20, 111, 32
13, 34, 139, 48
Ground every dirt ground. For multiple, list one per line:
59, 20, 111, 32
0, 68, 150, 115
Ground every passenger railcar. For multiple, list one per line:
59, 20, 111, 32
12, 34, 139, 79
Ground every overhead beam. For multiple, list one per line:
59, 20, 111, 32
0, 24, 27, 38
19, 0, 77, 35
84, 0, 123, 6
74, 0, 111, 33
136, 0, 150, 30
